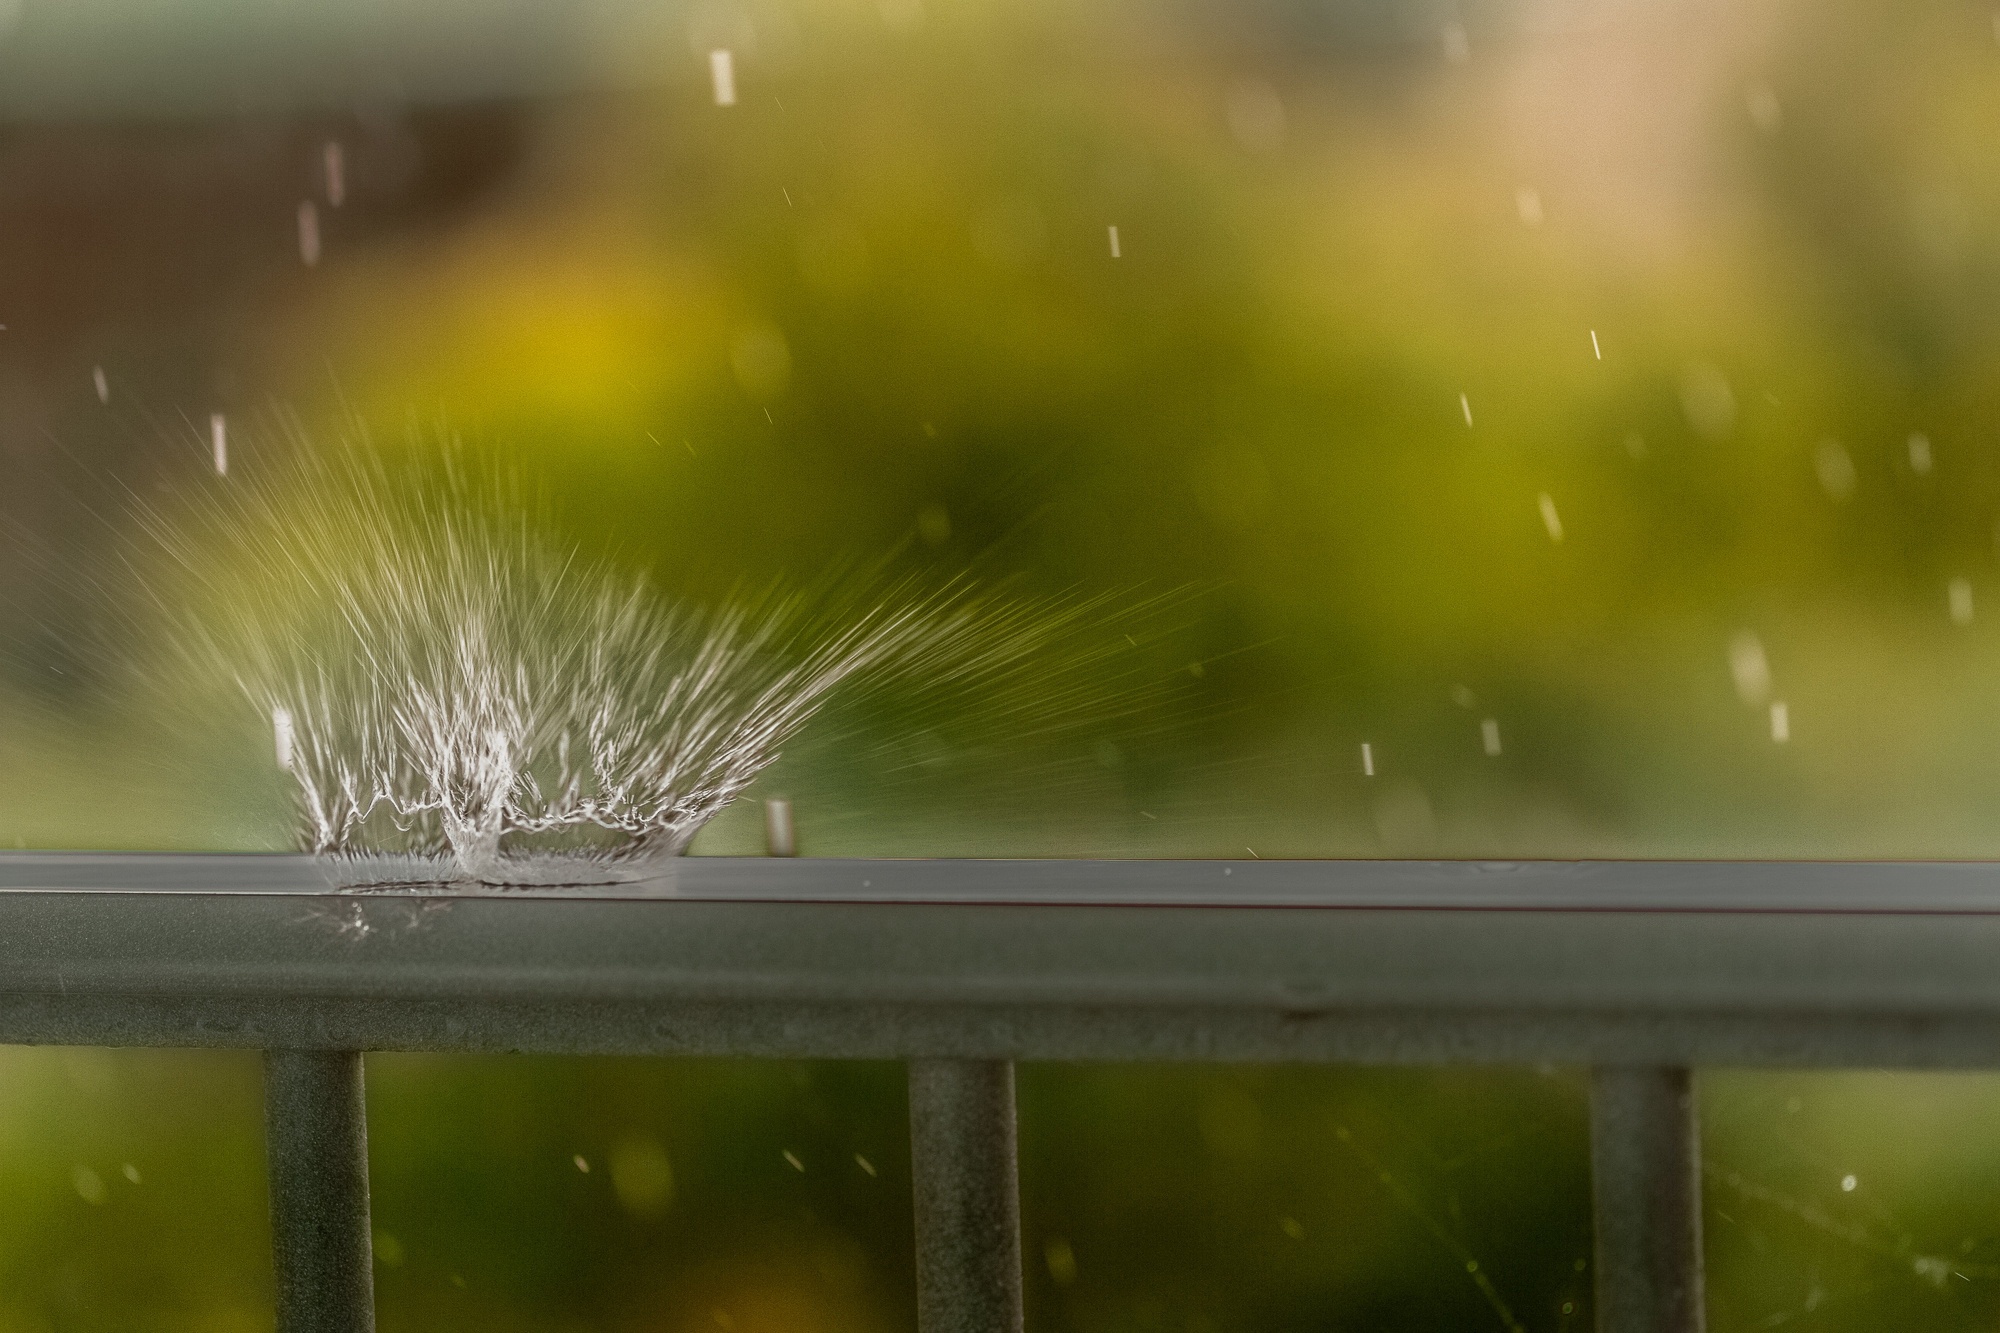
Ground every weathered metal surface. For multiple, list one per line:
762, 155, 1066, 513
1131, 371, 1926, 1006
265, 1049, 375, 1333
0, 855, 1991, 1064
909, 1059, 1024, 1333
1591, 1067, 1704, 1333
13, 851, 2000, 910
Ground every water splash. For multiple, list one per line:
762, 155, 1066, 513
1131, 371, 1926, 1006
142, 438, 1149, 887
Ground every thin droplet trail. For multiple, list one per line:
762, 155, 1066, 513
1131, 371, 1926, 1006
1770, 701, 1790, 743
1107, 224, 1121, 258
1538, 493, 1563, 543
273, 706, 295, 771
1481, 719, 1501, 756
1590, 329, 1602, 360
1360, 742, 1374, 776
1460, 393, 1472, 427
92, 366, 108, 403
210, 413, 228, 475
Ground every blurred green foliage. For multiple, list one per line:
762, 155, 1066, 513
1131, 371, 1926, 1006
1, 0, 2000, 1328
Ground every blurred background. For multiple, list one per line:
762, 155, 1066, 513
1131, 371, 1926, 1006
1, 0, 1999, 1326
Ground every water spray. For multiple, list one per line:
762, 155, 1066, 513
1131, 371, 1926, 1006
136, 435, 1161, 888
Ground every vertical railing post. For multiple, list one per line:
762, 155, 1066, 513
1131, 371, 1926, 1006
1590, 1066, 1704, 1333
908, 1058, 1025, 1333
265, 1049, 376, 1333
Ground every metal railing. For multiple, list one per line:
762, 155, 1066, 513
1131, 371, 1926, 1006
8, 852, 2000, 1332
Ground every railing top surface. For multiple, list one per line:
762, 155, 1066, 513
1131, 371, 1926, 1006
8, 851, 2000, 913
0, 852, 1996, 1064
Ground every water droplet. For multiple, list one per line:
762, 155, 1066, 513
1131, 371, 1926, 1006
297, 201, 321, 267
783, 1149, 804, 1171
1950, 578, 1974, 625
1908, 432, 1933, 475
1360, 742, 1374, 776
1538, 492, 1564, 543
273, 706, 295, 771
1225, 80, 1286, 153
1746, 82, 1782, 132
1441, 20, 1471, 63
323, 141, 346, 207
1841, 1173, 1857, 1192
210, 413, 227, 475
1729, 632, 1770, 705
1481, 718, 1501, 756
1046, 1236, 1079, 1283
1770, 700, 1790, 743
710, 49, 737, 106
1107, 224, 1121, 258
1814, 439, 1855, 500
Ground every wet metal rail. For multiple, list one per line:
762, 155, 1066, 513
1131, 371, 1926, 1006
9, 856, 2000, 1331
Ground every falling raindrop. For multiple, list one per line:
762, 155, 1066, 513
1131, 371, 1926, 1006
1746, 83, 1782, 132
210, 413, 227, 475
1770, 701, 1790, 743
1538, 493, 1564, 543
1225, 80, 1286, 153
1108, 224, 1121, 258
764, 796, 796, 856
1908, 432, 1933, 475
1814, 439, 1856, 500
1680, 363, 1736, 439
710, 49, 737, 106
1360, 742, 1374, 776
1045, 1236, 1079, 1285
1441, 20, 1470, 63
1728, 632, 1771, 705
92, 366, 107, 404
297, 201, 321, 267
1460, 393, 1472, 427
273, 706, 295, 771
1950, 578, 1974, 625
783, 1149, 804, 1171
1481, 718, 1501, 756
323, 141, 346, 207
1841, 1173, 1857, 1192
573, 1154, 590, 1172
1590, 329, 1602, 360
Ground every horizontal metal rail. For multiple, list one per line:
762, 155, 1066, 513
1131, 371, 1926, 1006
0, 854, 1992, 1065
8, 850, 1988, 1333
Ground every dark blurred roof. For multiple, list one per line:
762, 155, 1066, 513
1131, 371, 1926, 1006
0, 0, 657, 118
